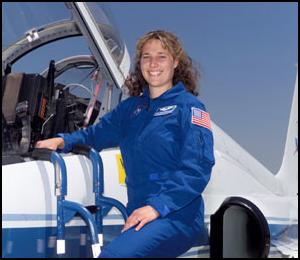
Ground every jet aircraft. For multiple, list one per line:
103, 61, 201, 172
2, 2, 298, 258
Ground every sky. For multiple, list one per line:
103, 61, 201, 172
106, 2, 298, 173
2, 3, 298, 174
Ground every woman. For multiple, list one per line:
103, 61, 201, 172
35, 30, 215, 258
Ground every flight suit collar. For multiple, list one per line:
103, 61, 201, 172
142, 81, 186, 101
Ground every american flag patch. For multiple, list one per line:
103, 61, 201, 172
191, 107, 212, 130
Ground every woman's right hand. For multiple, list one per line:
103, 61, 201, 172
35, 137, 65, 151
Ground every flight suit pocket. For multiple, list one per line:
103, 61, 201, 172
200, 131, 215, 164
139, 112, 179, 143
148, 172, 170, 181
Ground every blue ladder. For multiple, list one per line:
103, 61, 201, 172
31, 147, 128, 258
70, 145, 128, 248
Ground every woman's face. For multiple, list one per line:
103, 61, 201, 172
140, 39, 178, 91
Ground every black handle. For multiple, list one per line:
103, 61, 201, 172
71, 144, 92, 157
31, 148, 53, 161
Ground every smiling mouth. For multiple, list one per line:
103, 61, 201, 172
149, 71, 162, 77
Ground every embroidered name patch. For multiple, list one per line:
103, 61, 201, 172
191, 107, 211, 130
154, 105, 177, 116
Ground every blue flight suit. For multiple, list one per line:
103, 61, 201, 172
58, 81, 215, 258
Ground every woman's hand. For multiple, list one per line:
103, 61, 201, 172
121, 205, 160, 233
35, 137, 65, 151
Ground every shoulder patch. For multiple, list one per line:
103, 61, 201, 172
191, 107, 212, 130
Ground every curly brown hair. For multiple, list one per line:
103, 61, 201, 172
125, 30, 200, 97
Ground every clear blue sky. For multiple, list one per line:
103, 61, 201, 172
3, 3, 298, 173
107, 3, 298, 173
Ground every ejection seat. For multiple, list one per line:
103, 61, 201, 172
210, 196, 270, 258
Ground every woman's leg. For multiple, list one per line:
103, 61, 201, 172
99, 217, 197, 258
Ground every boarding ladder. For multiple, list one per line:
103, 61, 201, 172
31, 145, 128, 258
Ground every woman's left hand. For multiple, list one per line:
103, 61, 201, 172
121, 205, 160, 232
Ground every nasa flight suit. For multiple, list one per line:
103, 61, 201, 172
58, 81, 215, 258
